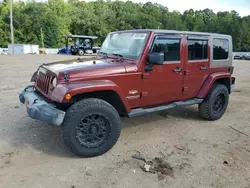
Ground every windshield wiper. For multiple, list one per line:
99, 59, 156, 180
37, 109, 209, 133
98, 51, 108, 59
111, 53, 123, 58
111, 53, 124, 62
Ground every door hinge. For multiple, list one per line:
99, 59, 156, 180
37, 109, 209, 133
184, 70, 190, 76
182, 87, 188, 92
140, 92, 142, 98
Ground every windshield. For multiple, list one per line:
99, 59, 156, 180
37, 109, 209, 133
99, 32, 148, 59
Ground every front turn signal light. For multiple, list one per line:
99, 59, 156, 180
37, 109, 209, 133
65, 94, 72, 100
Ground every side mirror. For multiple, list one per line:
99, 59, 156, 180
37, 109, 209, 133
148, 52, 164, 65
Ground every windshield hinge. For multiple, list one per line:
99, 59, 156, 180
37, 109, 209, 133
141, 73, 149, 79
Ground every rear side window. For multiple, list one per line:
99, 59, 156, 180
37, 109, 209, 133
151, 38, 181, 61
213, 38, 229, 60
188, 40, 208, 60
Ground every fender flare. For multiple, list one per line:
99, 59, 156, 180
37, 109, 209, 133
30, 71, 38, 82
197, 72, 232, 98
51, 80, 131, 112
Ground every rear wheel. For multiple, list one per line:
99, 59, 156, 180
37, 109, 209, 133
62, 98, 121, 157
199, 84, 229, 120
78, 49, 84, 56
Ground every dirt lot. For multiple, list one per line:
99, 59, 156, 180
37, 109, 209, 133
0, 55, 249, 188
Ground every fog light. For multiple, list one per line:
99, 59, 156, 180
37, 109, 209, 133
65, 94, 72, 100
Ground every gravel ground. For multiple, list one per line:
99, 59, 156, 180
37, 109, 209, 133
0, 55, 249, 188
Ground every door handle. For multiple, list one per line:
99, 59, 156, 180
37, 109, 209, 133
200, 65, 207, 70
173, 67, 182, 72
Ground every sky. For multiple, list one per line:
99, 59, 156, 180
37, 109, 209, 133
128, 0, 250, 16
85, 0, 249, 17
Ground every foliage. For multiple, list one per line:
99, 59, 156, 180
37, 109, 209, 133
0, 0, 249, 51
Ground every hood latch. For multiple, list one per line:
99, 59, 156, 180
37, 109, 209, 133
64, 72, 69, 82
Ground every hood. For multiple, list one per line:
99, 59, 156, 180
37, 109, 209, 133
42, 58, 138, 80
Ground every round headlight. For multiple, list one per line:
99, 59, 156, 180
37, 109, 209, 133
52, 77, 57, 87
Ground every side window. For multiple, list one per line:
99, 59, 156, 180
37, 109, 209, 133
213, 38, 229, 60
151, 38, 181, 61
188, 40, 208, 60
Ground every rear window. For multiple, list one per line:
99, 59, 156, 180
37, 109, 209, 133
213, 38, 229, 60
188, 39, 208, 60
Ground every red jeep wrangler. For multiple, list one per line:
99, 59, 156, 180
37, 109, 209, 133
19, 30, 235, 157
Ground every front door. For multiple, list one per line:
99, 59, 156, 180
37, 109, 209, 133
183, 35, 210, 99
140, 34, 185, 107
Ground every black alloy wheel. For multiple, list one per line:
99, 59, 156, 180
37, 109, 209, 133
76, 113, 111, 148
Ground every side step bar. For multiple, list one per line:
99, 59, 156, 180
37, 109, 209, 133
128, 98, 203, 117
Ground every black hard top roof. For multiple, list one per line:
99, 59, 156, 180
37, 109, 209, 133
110, 29, 231, 38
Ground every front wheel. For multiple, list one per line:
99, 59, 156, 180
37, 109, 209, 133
199, 84, 229, 120
62, 98, 121, 157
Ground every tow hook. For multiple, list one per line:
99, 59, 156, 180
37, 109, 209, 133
24, 85, 34, 92
33, 99, 38, 104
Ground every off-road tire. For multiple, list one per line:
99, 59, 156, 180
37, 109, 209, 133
199, 84, 229, 120
78, 49, 84, 56
62, 98, 121, 157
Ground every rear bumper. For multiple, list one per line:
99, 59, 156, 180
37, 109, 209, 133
19, 85, 65, 126
231, 77, 236, 90
232, 77, 235, 85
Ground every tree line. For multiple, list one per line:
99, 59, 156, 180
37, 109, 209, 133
0, 0, 250, 51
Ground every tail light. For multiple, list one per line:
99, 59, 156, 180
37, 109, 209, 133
228, 66, 234, 74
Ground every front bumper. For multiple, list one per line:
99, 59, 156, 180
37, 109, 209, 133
19, 85, 65, 126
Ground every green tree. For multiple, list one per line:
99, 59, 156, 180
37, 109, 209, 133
0, 0, 249, 51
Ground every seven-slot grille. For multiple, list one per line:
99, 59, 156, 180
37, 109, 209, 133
35, 72, 52, 94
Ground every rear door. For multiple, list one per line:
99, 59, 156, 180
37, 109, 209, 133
140, 34, 185, 107
183, 35, 210, 99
